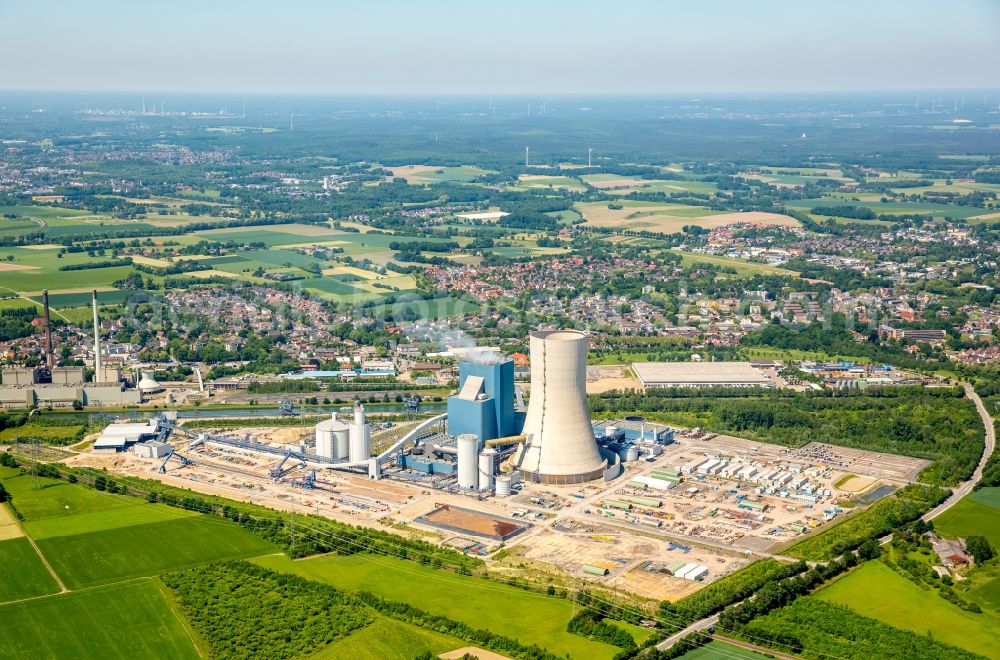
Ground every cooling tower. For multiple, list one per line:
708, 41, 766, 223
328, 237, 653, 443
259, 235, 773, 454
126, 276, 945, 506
515, 330, 606, 484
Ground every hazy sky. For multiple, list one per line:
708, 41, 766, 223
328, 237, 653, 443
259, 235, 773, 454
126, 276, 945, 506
1, 0, 998, 94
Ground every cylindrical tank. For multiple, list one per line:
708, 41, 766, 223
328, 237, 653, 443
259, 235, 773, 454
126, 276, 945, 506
316, 414, 350, 459
478, 448, 496, 491
333, 428, 350, 460
604, 425, 618, 438
647, 444, 663, 457
349, 405, 371, 462
625, 446, 640, 462
457, 433, 479, 490
495, 475, 512, 497
516, 330, 606, 483
582, 564, 609, 576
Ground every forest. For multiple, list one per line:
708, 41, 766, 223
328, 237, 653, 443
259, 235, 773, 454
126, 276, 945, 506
163, 561, 374, 659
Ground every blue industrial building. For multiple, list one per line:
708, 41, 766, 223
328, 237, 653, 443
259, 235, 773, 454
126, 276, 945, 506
447, 358, 519, 442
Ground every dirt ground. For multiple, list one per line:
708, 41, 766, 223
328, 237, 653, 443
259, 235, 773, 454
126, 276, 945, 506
586, 365, 640, 393
836, 475, 877, 493
0, 506, 24, 540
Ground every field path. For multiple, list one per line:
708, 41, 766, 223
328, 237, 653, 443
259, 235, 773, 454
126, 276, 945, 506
0, 285, 70, 322
10, 511, 68, 593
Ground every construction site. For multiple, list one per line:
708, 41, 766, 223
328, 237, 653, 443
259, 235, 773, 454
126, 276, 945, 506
66, 329, 931, 601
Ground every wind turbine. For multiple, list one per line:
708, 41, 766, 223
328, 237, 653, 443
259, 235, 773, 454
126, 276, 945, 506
588, 148, 593, 167
525, 146, 530, 167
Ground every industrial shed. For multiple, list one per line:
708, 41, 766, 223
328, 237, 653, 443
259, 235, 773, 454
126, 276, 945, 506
632, 361, 770, 390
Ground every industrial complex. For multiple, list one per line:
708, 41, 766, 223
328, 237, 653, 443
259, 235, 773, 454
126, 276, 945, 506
64, 329, 930, 601
0, 290, 149, 408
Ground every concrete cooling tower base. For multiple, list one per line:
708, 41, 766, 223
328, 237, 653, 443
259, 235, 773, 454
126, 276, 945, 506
514, 330, 607, 485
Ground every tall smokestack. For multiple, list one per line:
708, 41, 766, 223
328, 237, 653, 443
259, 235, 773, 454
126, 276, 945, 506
92, 290, 102, 382
42, 289, 53, 369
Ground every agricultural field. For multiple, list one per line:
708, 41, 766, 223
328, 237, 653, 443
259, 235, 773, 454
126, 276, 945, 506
934, 487, 1000, 548
577, 200, 798, 234
0, 580, 201, 659
514, 174, 588, 192
0, 537, 61, 602
252, 553, 621, 659
785, 197, 988, 220
388, 165, 493, 184
601, 178, 719, 196
815, 560, 1000, 658
38, 516, 277, 589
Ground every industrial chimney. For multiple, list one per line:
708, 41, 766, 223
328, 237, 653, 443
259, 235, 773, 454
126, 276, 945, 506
42, 289, 53, 369
92, 290, 102, 382
514, 330, 606, 484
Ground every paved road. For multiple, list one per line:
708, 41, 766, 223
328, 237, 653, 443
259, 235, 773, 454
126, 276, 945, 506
923, 382, 995, 522
659, 380, 996, 654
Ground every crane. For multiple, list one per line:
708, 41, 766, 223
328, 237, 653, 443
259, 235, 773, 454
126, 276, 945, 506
157, 449, 192, 474
269, 448, 306, 478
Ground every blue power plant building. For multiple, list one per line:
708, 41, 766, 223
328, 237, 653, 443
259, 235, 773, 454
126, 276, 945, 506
447, 357, 519, 442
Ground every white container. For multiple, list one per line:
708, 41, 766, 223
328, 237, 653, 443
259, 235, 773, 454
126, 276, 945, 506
496, 475, 512, 496
478, 448, 496, 491
457, 433, 479, 490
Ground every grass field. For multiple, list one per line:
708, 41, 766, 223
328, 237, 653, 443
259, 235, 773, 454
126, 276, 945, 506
669, 250, 797, 277
389, 165, 493, 184
23, 502, 200, 540
678, 640, 773, 659
315, 618, 465, 660
515, 174, 587, 192
0, 423, 84, 443
1, 472, 141, 521
934, 487, 1000, 547
39, 515, 277, 589
0, 537, 61, 602
0, 579, 200, 659
252, 553, 619, 659
577, 201, 798, 235
816, 560, 1000, 658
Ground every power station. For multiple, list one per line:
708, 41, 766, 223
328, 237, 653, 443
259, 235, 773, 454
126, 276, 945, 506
130, 330, 673, 497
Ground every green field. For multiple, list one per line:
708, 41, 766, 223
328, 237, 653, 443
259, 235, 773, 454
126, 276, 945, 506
816, 560, 1000, 658
39, 515, 277, 589
678, 640, 773, 659
0, 580, 200, 659
23, 502, 200, 540
934, 487, 1000, 547
1, 472, 141, 521
0, 537, 61, 602
252, 553, 619, 659
0, 423, 84, 443
315, 618, 464, 660
786, 197, 986, 220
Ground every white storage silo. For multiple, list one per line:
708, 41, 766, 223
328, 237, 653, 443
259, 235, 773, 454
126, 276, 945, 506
495, 475, 512, 497
478, 448, 496, 491
625, 446, 640, 462
349, 404, 371, 462
315, 414, 349, 459
333, 426, 350, 460
457, 433, 479, 490
515, 330, 606, 484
